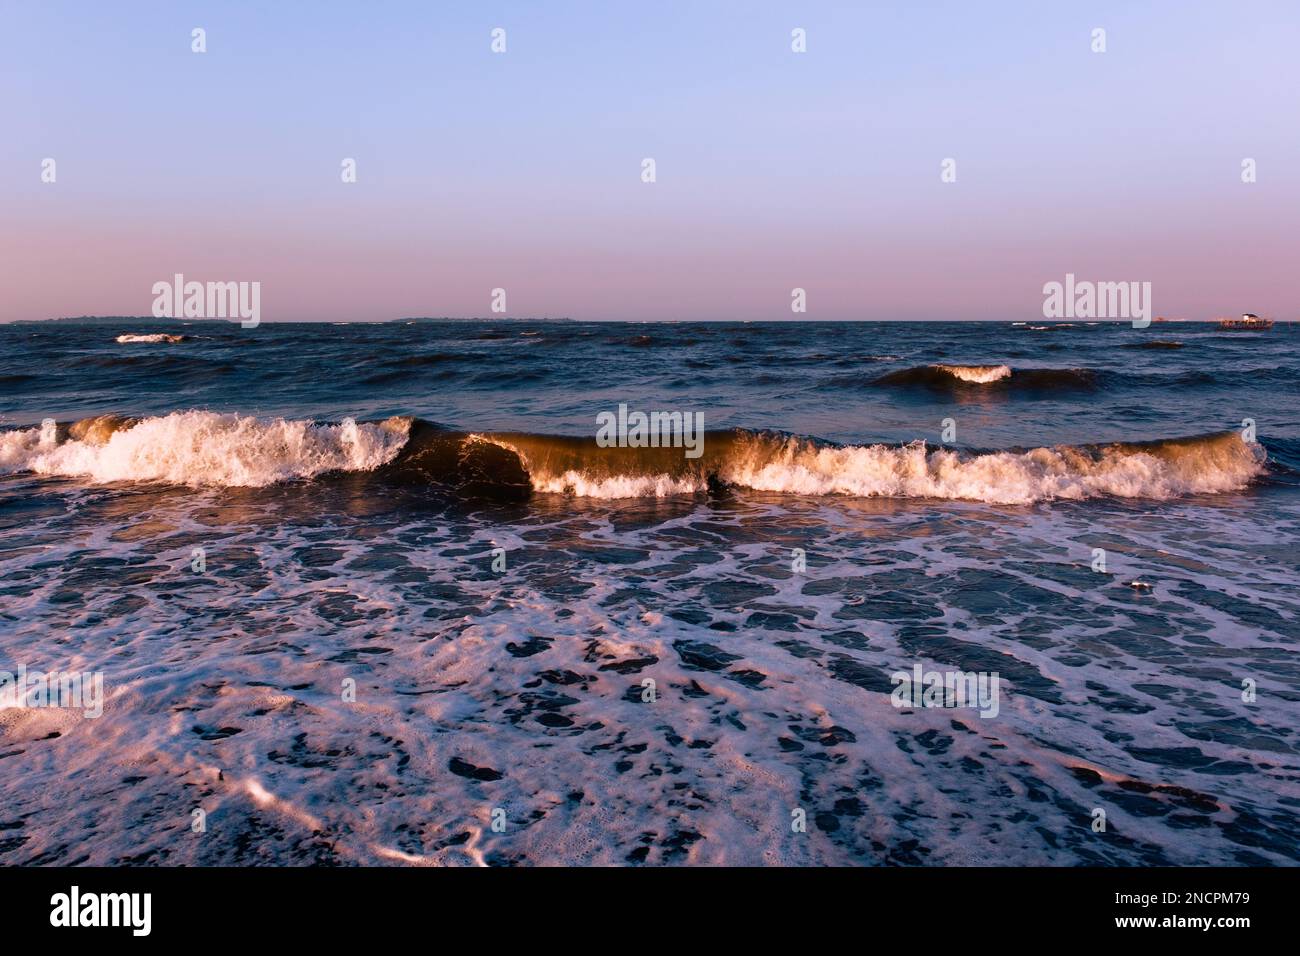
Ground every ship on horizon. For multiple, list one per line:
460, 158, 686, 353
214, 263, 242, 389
1218, 312, 1274, 330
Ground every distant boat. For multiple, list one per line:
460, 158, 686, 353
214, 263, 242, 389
1217, 313, 1274, 331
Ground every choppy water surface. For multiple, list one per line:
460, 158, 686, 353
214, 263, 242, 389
1, 319, 1297, 865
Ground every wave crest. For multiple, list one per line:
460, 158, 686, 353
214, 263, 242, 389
935, 364, 1012, 383
115, 333, 187, 344
486, 429, 1266, 503
0, 415, 1269, 504
873, 365, 1096, 390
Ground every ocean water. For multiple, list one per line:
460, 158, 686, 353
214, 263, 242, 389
1, 318, 1297, 866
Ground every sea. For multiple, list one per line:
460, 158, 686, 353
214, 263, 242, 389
1, 318, 1297, 865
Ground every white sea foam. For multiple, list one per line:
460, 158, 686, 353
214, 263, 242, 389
530, 470, 704, 498
0, 425, 45, 471
721, 437, 1263, 504
0, 412, 409, 487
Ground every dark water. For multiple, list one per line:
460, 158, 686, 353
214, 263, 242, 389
0, 319, 1297, 865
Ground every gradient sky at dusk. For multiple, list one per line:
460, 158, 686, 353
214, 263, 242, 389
2, 0, 1297, 322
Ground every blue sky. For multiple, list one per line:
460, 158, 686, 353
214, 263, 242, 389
2, 0, 1297, 320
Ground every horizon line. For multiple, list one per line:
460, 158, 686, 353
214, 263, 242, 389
9, 316, 1288, 326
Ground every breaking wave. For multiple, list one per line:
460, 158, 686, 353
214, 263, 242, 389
0, 412, 1271, 505
0, 411, 409, 486
873, 365, 1097, 390
934, 364, 1011, 383
115, 333, 188, 344
483, 429, 1266, 503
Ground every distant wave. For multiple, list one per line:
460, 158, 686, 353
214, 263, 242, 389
115, 333, 187, 343
0, 413, 1270, 504
1124, 340, 1184, 349
872, 365, 1097, 390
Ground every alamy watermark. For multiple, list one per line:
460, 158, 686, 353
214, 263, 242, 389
1042, 273, 1151, 328
891, 664, 1000, 718
50, 886, 150, 936
0, 665, 103, 718
596, 403, 704, 458
151, 273, 260, 328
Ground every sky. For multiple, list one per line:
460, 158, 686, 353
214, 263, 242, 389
1, 0, 1297, 322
